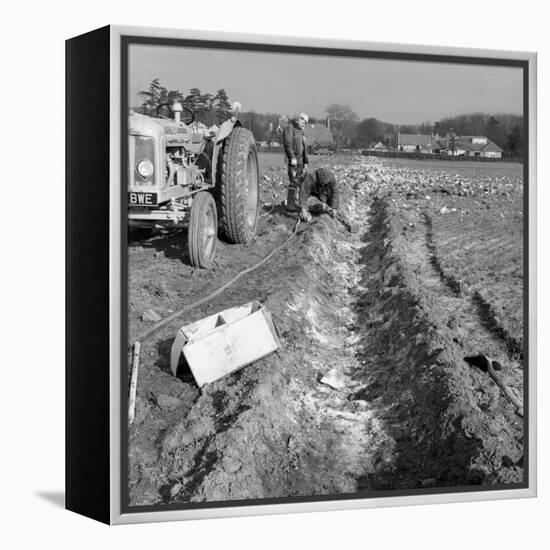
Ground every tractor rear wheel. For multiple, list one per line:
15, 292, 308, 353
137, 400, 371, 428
188, 191, 217, 268
219, 126, 259, 244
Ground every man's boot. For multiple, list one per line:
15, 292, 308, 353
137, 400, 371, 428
286, 185, 298, 211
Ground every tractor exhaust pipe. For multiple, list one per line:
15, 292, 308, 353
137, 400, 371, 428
172, 102, 183, 125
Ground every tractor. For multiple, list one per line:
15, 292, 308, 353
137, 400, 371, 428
128, 101, 259, 268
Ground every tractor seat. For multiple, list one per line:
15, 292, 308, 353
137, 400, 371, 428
191, 133, 204, 144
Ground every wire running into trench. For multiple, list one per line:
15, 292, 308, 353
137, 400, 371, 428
132, 218, 301, 347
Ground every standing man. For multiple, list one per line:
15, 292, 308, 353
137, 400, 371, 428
283, 112, 309, 211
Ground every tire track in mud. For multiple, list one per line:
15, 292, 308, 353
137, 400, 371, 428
471, 291, 523, 359
422, 212, 523, 359
350, 198, 524, 490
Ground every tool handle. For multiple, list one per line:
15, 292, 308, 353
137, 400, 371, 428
487, 361, 523, 417
128, 341, 141, 425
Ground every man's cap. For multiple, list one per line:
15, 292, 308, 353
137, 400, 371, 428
298, 112, 309, 124
316, 168, 334, 185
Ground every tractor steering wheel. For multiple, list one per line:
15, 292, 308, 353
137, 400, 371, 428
156, 103, 173, 118
156, 103, 195, 124
180, 105, 195, 124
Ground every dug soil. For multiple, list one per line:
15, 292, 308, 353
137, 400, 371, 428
127, 157, 524, 507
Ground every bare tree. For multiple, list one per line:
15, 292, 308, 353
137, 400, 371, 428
325, 104, 359, 151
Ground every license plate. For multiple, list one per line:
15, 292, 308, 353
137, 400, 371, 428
128, 192, 157, 206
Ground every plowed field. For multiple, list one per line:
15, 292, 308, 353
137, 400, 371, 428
127, 154, 525, 507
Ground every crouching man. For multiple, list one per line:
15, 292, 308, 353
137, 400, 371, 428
298, 168, 339, 223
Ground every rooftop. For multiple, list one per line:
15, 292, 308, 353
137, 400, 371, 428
398, 134, 435, 146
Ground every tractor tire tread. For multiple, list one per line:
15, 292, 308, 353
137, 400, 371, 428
188, 191, 217, 268
219, 127, 259, 244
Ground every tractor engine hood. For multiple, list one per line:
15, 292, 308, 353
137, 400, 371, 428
129, 111, 191, 140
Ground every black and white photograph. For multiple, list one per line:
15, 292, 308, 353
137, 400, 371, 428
4, 0, 550, 541
123, 37, 530, 511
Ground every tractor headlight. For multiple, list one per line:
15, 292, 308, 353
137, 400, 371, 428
136, 159, 154, 178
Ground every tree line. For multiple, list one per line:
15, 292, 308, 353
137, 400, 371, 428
136, 78, 232, 126
135, 80, 524, 156
332, 107, 524, 156
284, 105, 522, 157
136, 79, 285, 140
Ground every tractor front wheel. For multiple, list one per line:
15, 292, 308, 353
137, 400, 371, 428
188, 191, 218, 268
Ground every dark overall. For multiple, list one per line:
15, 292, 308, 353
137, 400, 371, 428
283, 121, 309, 210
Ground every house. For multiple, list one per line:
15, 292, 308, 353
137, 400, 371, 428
367, 141, 388, 151
479, 140, 503, 158
305, 123, 334, 152
398, 132, 504, 158
397, 133, 440, 153
439, 135, 503, 158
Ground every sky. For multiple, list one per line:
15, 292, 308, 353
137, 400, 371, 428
129, 44, 523, 124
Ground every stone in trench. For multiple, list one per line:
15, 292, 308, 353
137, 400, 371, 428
162, 423, 195, 452
344, 399, 369, 412
156, 394, 182, 411
347, 221, 360, 234
222, 455, 243, 474
440, 206, 450, 215
320, 369, 347, 390
189, 417, 216, 440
